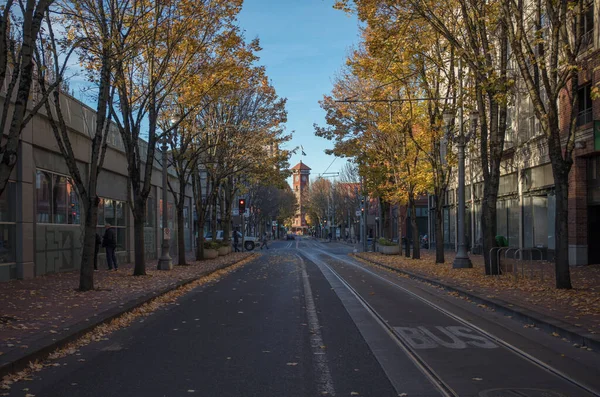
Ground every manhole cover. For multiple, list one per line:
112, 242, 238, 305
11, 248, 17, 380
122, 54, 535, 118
479, 389, 568, 397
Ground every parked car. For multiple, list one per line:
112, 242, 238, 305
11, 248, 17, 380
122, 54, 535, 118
204, 230, 259, 251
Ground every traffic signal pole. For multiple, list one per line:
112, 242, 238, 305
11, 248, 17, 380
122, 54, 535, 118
239, 199, 246, 252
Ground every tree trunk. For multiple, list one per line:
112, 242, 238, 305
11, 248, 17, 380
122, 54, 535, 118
176, 205, 186, 265
196, 210, 206, 261
222, 195, 232, 244
553, 171, 572, 288
409, 194, 420, 259
396, 207, 403, 255
132, 199, 146, 275
79, 199, 98, 291
435, 204, 445, 263
210, 186, 218, 238
481, 185, 499, 275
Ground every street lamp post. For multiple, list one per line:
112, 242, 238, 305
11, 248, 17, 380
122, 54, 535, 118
445, 59, 472, 269
157, 133, 173, 270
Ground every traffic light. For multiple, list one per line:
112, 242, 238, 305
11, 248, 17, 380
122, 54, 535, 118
238, 198, 246, 213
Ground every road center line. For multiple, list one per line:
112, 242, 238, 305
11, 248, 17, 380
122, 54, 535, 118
297, 254, 336, 396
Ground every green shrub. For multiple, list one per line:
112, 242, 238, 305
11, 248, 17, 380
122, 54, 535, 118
378, 238, 395, 246
203, 241, 220, 250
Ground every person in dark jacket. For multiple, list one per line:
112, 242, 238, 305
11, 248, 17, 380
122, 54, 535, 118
94, 233, 102, 271
102, 223, 118, 270
233, 228, 240, 252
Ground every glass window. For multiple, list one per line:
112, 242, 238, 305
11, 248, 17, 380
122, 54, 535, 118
0, 182, 15, 222
35, 170, 80, 225
67, 180, 80, 224
0, 224, 16, 263
167, 202, 174, 229
52, 175, 68, 224
508, 198, 520, 246
533, 196, 548, 247
547, 193, 556, 249
116, 228, 126, 252
524, 197, 534, 247
496, 200, 508, 238
577, 84, 593, 126
104, 199, 116, 226
145, 197, 154, 227
36, 171, 52, 223
97, 198, 105, 225
116, 201, 126, 227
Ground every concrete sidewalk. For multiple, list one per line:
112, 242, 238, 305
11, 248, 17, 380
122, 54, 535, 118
0, 252, 255, 378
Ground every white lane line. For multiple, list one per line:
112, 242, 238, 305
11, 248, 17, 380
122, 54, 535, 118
302, 251, 451, 397
297, 254, 336, 396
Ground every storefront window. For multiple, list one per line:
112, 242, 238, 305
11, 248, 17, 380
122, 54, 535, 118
145, 197, 155, 227
68, 180, 80, 224
36, 171, 52, 223
508, 198, 520, 247
97, 198, 105, 225
0, 224, 15, 263
104, 199, 115, 226
116, 201, 126, 227
98, 198, 127, 252
168, 202, 174, 229
52, 175, 68, 224
0, 182, 16, 263
0, 182, 15, 222
36, 170, 80, 224
496, 200, 507, 239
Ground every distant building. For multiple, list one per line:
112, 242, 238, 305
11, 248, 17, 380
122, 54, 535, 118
290, 161, 311, 234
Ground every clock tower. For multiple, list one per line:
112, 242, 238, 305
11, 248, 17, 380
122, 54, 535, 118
290, 161, 311, 234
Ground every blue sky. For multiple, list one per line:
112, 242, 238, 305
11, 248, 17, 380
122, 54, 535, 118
237, 0, 360, 179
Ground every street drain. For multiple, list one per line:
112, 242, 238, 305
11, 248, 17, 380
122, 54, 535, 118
479, 389, 568, 397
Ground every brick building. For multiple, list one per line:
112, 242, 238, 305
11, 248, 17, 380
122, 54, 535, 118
563, 4, 600, 265
290, 161, 310, 234
436, 2, 599, 265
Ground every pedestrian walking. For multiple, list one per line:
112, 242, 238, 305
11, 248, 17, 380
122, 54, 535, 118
233, 228, 240, 252
94, 232, 102, 271
260, 232, 269, 250
102, 223, 118, 270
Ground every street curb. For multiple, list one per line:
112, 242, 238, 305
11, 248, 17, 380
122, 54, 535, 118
355, 254, 600, 352
0, 255, 255, 379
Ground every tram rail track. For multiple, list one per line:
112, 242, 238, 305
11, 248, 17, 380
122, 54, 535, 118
301, 243, 600, 397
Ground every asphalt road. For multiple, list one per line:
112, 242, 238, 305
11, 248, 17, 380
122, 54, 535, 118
6, 237, 600, 397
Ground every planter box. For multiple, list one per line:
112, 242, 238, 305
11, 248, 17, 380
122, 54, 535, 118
218, 246, 229, 256
203, 249, 219, 259
378, 245, 400, 255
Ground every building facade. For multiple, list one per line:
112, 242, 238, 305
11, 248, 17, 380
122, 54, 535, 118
290, 161, 310, 234
432, 1, 599, 264
0, 91, 194, 282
